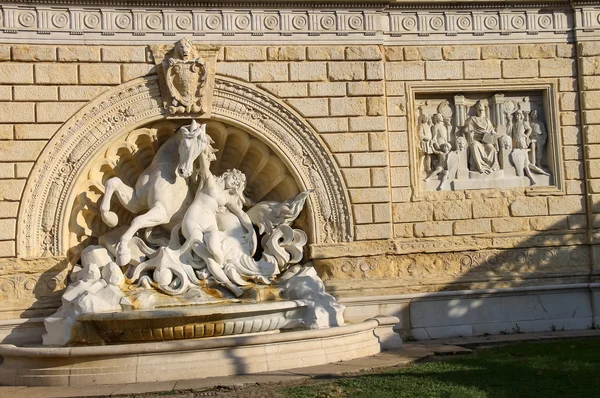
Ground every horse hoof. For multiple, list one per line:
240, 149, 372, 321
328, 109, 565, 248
117, 248, 132, 267
102, 211, 119, 228
228, 284, 243, 297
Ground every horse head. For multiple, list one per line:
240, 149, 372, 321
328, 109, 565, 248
177, 120, 207, 178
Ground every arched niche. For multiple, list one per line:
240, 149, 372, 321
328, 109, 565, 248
18, 76, 352, 259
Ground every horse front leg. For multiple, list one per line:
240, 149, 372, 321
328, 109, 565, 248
117, 205, 170, 266
101, 177, 144, 227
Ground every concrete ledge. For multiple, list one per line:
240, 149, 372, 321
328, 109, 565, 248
0, 316, 400, 387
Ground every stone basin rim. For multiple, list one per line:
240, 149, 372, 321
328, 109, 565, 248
0, 317, 398, 358
78, 299, 309, 321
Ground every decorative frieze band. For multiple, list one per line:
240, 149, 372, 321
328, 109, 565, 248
0, 4, 591, 44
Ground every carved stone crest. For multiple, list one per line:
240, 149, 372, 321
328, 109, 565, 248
150, 38, 219, 117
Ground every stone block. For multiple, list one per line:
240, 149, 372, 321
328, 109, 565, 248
426, 61, 463, 80
308, 82, 346, 97
0, 63, 33, 84
0, 219, 16, 240
59, 86, 109, 101
14, 124, 59, 140
394, 223, 413, 237
121, 64, 156, 82
330, 97, 366, 117
343, 168, 371, 188
349, 116, 386, 132
79, 64, 121, 85
392, 187, 411, 202
0, 45, 10, 61
15, 162, 33, 178
373, 203, 391, 223
443, 46, 480, 60
58, 46, 101, 62
529, 216, 568, 231
258, 82, 307, 98
353, 204, 373, 223
346, 46, 381, 60
0, 141, 45, 162
0, 103, 34, 123
404, 47, 442, 61
0, 86, 10, 101
328, 62, 364, 81
491, 217, 529, 233
387, 97, 406, 116
384, 47, 403, 61
433, 200, 472, 221
589, 158, 600, 175
334, 153, 350, 167
389, 152, 408, 167
36, 102, 86, 123
12, 45, 56, 61
13, 85, 58, 101
347, 81, 384, 96
581, 57, 600, 76
386, 82, 405, 96
481, 45, 519, 59
365, 61, 384, 80
582, 76, 600, 90
564, 146, 582, 161
0, 240, 15, 257
389, 132, 408, 151
393, 202, 432, 222
267, 46, 305, 61
349, 188, 389, 203
385, 62, 425, 81
566, 180, 584, 195
216, 62, 249, 81
35, 64, 77, 84
355, 224, 391, 240
102, 46, 147, 62
0, 125, 12, 139
582, 91, 600, 110
510, 197, 548, 216
0, 202, 19, 218
464, 60, 501, 79
580, 41, 600, 56
559, 92, 579, 111
250, 63, 288, 82
584, 112, 600, 126
568, 214, 587, 229
0, 180, 25, 201
286, 98, 328, 117
323, 133, 369, 153
559, 78, 577, 92
563, 126, 581, 145
502, 60, 538, 78
309, 118, 347, 133
306, 46, 345, 60
560, 112, 579, 126
557, 44, 575, 58
564, 161, 584, 180
414, 220, 453, 237
366, 97, 385, 116
388, 117, 407, 132
472, 198, 509, 218
372, 167, 389, 186
454, 219, 491, 235
390, 167, 409, 187
539, 59, 576, 78
290, 63, 327, 81
0, 164, 14, 179
350, 152, 388, 167
519, 44, 556, 59
548, 196, 586, 215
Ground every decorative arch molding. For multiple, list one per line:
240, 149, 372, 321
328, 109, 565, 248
18, 75, 352, 259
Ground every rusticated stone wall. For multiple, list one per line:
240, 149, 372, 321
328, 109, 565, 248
0, 38, 595, 317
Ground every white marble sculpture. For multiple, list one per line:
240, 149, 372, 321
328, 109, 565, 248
417, 93, 553, 191
44, 120, 344, 345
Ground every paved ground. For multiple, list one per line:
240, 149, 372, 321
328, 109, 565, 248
2, 329, 599, 398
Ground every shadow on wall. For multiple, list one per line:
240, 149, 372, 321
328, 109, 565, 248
326, 215, 600, 340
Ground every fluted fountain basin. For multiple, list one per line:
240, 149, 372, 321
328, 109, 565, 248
75, 300, 308, 344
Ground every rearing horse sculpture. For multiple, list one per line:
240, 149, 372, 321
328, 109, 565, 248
100, 120, 208, 266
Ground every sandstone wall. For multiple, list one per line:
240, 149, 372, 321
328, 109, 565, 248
0, 40, 595, 318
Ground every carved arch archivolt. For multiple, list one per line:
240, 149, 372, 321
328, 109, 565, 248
18, 76, 352, 259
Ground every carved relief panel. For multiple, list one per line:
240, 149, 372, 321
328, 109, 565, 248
409, 84, 561, 193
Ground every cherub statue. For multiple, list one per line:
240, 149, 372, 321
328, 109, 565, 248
431, 113, 449, 149
509, 110, 531, 149
418, 114, 433, 173
530, 109, 547, 167
424, 142, 452, 183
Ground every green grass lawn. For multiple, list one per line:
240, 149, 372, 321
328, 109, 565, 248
277, 338, 600, 398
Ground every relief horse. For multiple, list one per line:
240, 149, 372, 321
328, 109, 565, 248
100, 120, 208, 266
